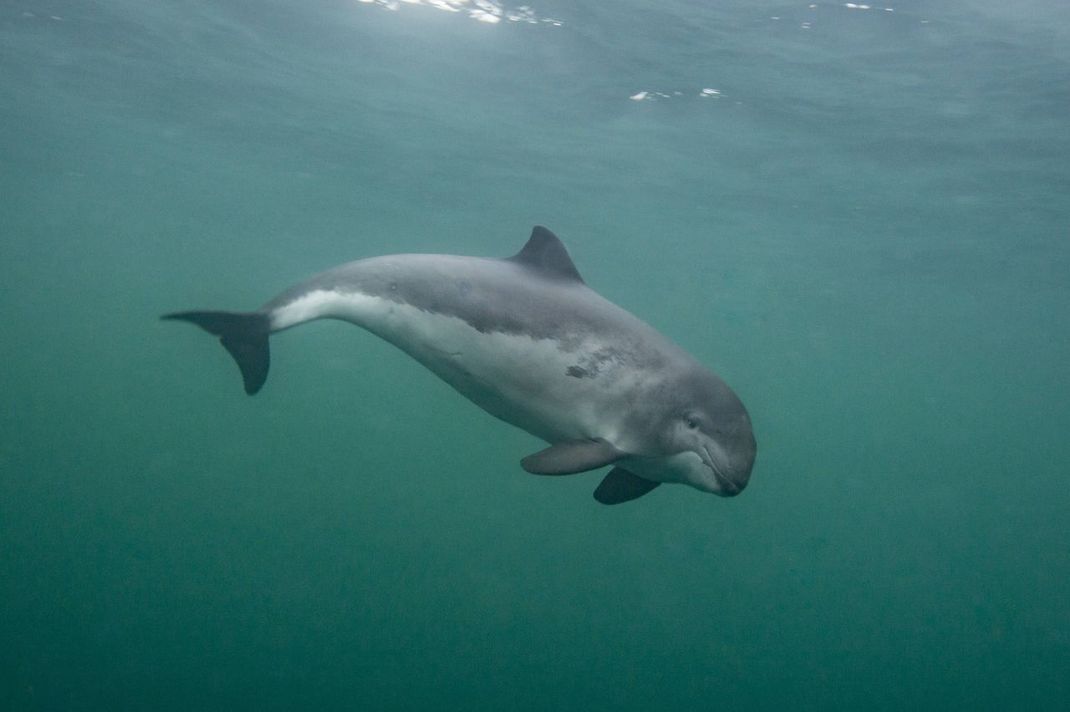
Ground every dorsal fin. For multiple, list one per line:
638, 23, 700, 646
507, 226, 584, 283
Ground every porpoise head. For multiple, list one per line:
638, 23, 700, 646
647, 368, 757, 497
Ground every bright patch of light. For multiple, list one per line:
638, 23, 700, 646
630, 87, 729, 103
355, 0, 562, 27
471, 0, 502, 22
507, 6, 536, 23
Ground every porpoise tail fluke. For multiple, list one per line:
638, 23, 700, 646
161, 311, 270, 395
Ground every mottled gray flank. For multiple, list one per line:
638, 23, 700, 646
263, 228, 678, 372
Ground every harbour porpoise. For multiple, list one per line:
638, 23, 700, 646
163, 226, 756, 504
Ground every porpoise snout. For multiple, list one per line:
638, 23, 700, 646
716, 474, 743, 497
717, 427, 756, 497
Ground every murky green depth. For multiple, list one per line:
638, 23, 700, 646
2, 1, 1068, 709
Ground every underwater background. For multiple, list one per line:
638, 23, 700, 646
2, 1, 1068, 709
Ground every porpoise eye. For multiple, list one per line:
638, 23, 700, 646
685, 417, 699, 430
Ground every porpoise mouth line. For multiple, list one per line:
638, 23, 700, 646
703, 445, 740, 495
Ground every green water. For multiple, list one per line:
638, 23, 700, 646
3, 1, 1068, 709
